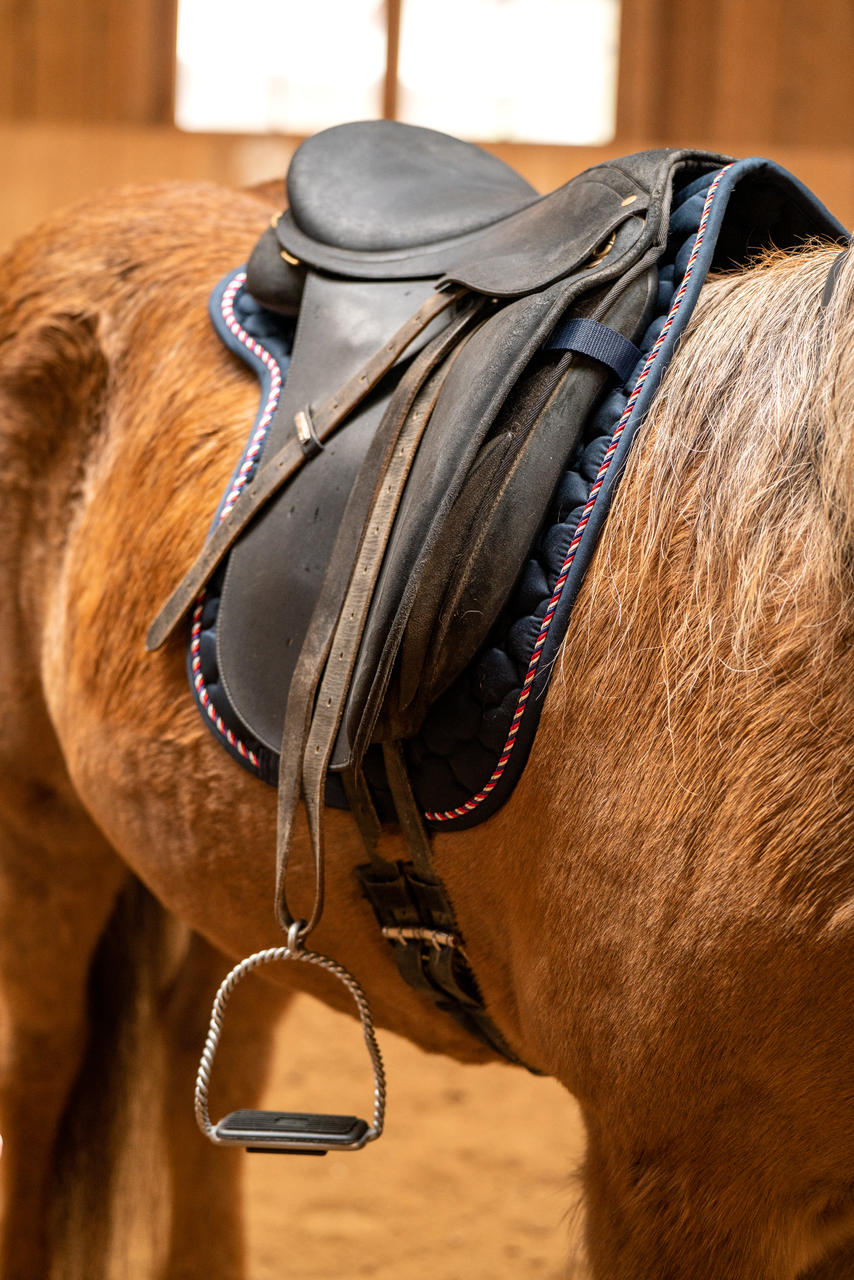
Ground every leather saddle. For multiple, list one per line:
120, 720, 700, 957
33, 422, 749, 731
153, 122, 721, 758
148, 122, 845, 1061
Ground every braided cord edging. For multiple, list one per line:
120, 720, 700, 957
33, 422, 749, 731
191, 271, 283, 769
425, 165, 732, 823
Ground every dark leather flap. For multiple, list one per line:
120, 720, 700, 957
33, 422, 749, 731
394, 265, 659, 721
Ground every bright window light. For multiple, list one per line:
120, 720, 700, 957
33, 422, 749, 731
176, 0, 386, 133
399, 0, 620, 144
176, 0, 619, 144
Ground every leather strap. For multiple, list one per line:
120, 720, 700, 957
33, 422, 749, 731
146, 285, 465, 652
296, 287, 464, 446
273, 302, 483, 935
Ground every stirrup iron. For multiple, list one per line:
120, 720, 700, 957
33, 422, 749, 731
194, 923, 386, 1154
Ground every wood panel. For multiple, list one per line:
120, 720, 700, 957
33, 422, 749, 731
2, 0, 849, 145
0, 125, 295, 248
0, 0, 177, 123
616, 0, 854, 148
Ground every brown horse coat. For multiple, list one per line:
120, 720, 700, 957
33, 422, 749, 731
0, 182, 852, 1279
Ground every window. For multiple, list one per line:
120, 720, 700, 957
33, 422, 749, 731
398, 0, 619, 144
176, 0, 619, 145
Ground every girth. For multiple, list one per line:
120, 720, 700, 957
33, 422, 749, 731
149, 122, 847, 1067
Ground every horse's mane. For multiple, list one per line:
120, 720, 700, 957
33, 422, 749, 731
546, 242, 854, 894
586, 244, 854, 684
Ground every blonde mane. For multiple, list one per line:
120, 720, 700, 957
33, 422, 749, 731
570, 246, 854, 766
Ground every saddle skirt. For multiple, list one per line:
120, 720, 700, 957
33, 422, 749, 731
179, 122, 845, 826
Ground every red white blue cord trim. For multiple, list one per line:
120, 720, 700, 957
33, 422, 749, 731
217, 272, 283, 517
192, 270, 284, 769
425, 165, 732, 823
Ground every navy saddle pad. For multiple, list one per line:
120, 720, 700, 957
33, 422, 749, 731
181, 123, 845, 826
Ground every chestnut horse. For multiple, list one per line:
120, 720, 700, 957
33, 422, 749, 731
0, 179, 852, 1280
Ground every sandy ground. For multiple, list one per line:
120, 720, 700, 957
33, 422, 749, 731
245, 995, 588, 1279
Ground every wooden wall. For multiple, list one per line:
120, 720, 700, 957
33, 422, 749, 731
617, 0, 854, 149
0, 123, 299, 247
0, 0, 176, 123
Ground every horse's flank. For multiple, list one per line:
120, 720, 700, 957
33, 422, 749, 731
0, 183, 852, 1279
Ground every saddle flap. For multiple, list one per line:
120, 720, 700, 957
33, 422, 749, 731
215, 270, 443, 752
329, 258, 660, 770
394, 264, 660, 721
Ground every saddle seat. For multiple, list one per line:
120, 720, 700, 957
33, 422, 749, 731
260, 120, 657, 295
281, 119, 540, 253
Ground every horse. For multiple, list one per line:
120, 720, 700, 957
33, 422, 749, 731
0, 172, 852, 1280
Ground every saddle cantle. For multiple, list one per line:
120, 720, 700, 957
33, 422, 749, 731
149, 122, 846, 1063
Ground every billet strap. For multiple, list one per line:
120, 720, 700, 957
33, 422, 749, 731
380, 741, 434, 880
355, 854, 533, 1067
274, 302, 484, 938
342, 747, 532, 1069
146, 285, 465, 652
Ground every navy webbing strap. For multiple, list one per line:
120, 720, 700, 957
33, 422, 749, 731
544, 316, 641, 384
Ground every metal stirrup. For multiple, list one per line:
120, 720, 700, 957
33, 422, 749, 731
194, 922, 386, 1154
